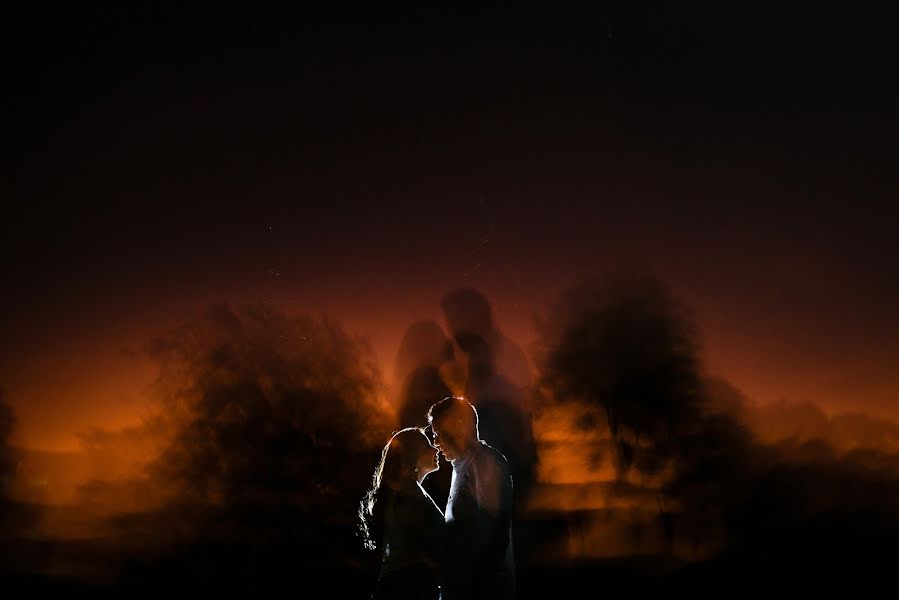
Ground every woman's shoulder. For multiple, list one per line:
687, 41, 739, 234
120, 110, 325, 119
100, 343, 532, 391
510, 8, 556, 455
390, 484, 433, 512
386, 484, 444, 533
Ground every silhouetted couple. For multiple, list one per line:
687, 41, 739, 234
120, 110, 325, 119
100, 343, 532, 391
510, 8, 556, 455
361, 396, 515, 600
391, 288, 537, 514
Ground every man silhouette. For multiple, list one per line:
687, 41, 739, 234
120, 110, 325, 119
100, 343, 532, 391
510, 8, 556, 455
427, 396, 515, 600
440, 289, 538, 585
440, 287, 532, 395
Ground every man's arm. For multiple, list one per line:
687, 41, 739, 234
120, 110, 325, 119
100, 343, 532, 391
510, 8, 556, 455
472, 449, 514, 571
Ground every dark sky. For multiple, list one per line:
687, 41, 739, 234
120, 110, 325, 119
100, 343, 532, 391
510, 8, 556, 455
3, 3, 899, 449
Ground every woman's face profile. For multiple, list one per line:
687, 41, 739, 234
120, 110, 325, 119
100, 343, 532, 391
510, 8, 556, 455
416, 443, 440, 480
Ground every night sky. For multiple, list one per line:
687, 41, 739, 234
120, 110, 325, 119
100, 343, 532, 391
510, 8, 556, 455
3, 5, 898, 449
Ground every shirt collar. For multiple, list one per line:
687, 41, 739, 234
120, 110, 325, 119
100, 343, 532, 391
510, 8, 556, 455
450, 442, 478, 468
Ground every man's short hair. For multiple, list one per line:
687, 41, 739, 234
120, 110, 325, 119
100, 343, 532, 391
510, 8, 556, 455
427, 396, 479, 436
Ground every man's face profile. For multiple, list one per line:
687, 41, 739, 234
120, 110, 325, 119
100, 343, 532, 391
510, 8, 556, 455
430, 417, 467, 462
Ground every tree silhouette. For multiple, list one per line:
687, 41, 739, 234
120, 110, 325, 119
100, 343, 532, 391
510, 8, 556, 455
0, 389, 36, 538
98, 304, 394, 593
535, 268, 704, 481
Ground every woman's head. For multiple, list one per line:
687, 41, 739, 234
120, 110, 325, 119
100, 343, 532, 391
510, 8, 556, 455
379, 427, 440, 488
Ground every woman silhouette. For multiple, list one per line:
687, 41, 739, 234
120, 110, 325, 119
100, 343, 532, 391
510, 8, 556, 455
360, 427, 445, 600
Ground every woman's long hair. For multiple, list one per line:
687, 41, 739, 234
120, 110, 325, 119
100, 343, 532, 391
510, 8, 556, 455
359, 427, 432, 551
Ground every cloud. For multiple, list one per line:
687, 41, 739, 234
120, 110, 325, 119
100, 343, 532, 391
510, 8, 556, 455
741, 396, 899, 453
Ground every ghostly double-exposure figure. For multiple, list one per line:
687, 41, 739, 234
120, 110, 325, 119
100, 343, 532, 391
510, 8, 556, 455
440, 288, 532, 395
392, 320, 455, 430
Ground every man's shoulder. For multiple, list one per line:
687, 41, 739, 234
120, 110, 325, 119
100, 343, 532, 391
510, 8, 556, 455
470, 442, 514, 511
473, 441, 511, 473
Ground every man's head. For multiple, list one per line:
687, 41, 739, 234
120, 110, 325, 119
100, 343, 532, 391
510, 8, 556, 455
441, 287, 494, 343
427, 396, 479, 462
